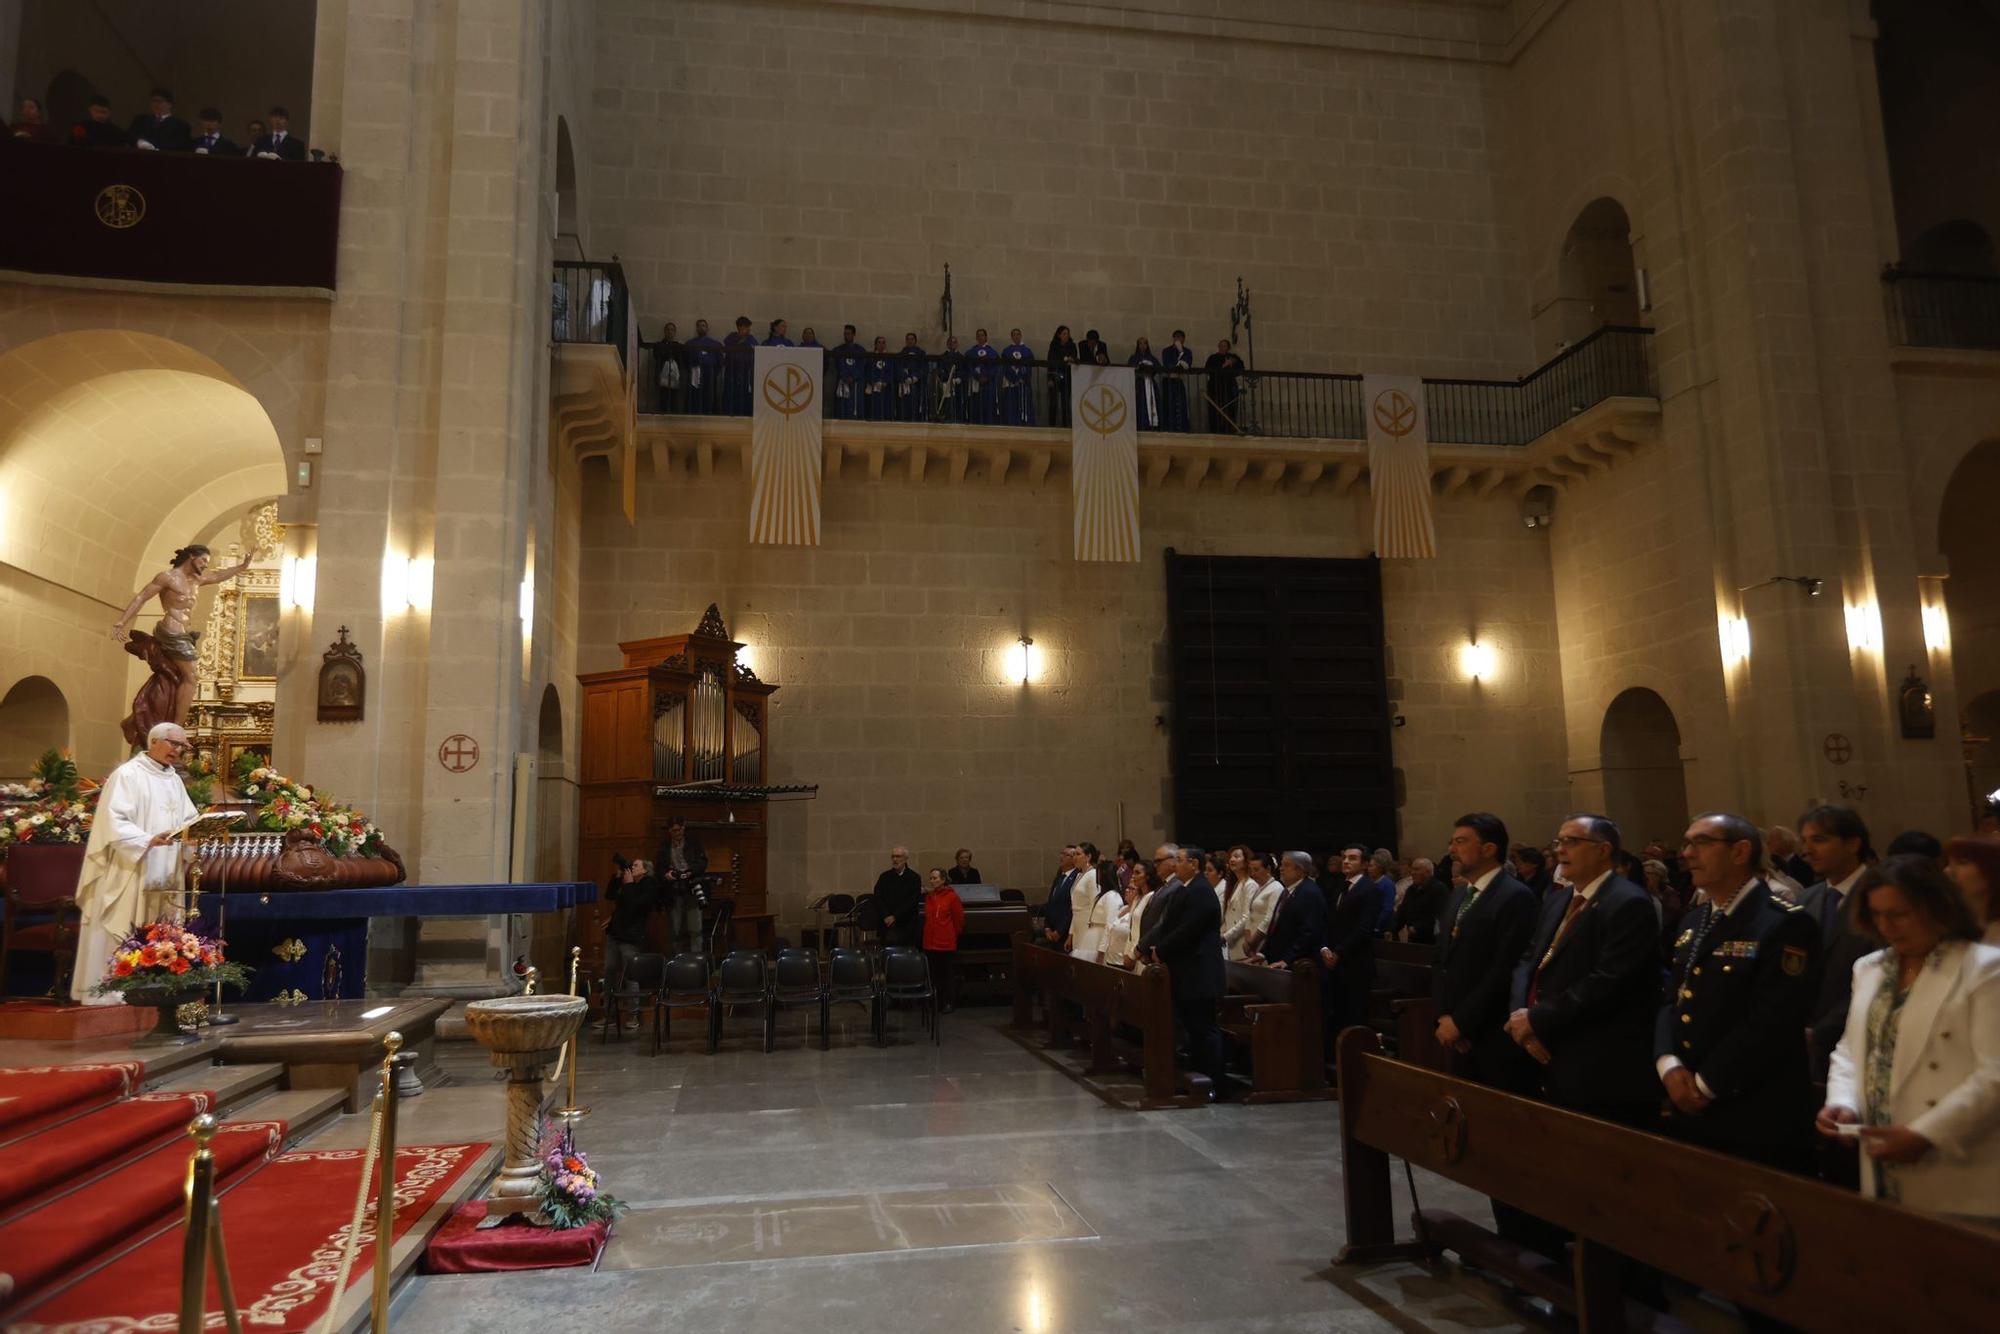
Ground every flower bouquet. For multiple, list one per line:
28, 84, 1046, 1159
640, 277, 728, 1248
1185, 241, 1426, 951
95, 918, 252, 1041
0, 749, 99, 860
536, 1129, 623, 1230
234, 754, 387, 859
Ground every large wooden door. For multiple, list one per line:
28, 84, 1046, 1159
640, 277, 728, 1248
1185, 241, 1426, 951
1165, 552, 1395, 858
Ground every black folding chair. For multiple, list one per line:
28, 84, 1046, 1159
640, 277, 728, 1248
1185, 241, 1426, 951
824, 948, 880, 1050
600, 951, 666, 1050
881, 947, 937, 1046
660, 952, 715, 1051
770, 950, 825, 1048
715, 949, 772, 1052
706, 897, 737, 965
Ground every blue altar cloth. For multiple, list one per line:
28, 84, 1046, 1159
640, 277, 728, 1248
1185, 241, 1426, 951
192, 881, 598, 1001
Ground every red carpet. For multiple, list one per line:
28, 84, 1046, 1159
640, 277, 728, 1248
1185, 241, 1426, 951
0, 1062, 143, 1145
0, 1119, 282, 1311
9, 1142, 487, 1333
422, 1198, 610, 1273
0, 1091, 214, 1222
0, 1001, 155, 1042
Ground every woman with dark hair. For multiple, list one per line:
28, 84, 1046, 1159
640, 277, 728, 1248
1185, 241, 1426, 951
1046, 325, 1079, 426
1818, 854, 2000, 1220
1118, 858, 1160, 969
1945, 836, 2000, 945
1219, 843, 1259, 960
764, 317, 793, 347
1128, 336, 1161, 430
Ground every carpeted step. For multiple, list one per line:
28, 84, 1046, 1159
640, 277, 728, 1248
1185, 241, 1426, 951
7, 1140, 492, 1334
0, 1091, 215, 1224
0, 1061, 144, 1146
0, 1118, 285, 1313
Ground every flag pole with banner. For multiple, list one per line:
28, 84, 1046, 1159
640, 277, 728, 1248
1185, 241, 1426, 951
1362, 374, 1437, 559
748, 345, 824, 546
1071, 365, 1141, 562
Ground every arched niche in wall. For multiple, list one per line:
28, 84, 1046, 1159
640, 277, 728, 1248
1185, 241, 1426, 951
1599, 686, 1688, 850
554, 114, 580, 258
534, 682, 567, 882
1540, 197, 1641, 354
0, 676, 70, 779
1908, 219, 1996, 276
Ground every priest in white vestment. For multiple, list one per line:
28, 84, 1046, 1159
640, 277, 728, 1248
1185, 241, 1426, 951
70, 723, 199, 1004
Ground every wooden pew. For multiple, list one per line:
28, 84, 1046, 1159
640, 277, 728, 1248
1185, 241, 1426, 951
1369, 940, 1444, 1071
1008, 934, 1203, 1109
1334, 1028, 1999, 1331
1220, 960, 1331, 1102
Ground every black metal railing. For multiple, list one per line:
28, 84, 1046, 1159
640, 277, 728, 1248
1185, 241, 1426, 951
1424, 325, 1656, 446
552, 260, 628, 364
632, 323, 1656, 447
1882, 268, 2000, 350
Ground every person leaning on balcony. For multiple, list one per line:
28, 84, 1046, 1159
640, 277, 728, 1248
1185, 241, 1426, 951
252, 106, 306, 160
128, 87, 190, 151
192, 108, 240, 156
72, 95, 128, 148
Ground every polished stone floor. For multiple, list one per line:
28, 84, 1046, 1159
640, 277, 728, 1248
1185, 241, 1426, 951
390, 1006, 1593, 1334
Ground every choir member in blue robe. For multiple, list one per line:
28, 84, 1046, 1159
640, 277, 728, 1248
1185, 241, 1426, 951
1204, 339, 1245, 434
800, 328, 823, 352
684, 319, 724, 415
894, 333, 928, 422
764, 318, 794, 348
1001, 328, 1035, 426
831, 325, 865, 421
863, 337, 893, 421
1046, 326, 1079, 427
1160, 329, 1194, 432
934, 336, 966, 423
1128, 337, 1161, 431
966, 329, 1000, 425
722, 316, 758, 414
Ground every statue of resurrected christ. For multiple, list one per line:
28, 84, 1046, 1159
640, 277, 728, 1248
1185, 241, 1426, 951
110, 541, 261, 737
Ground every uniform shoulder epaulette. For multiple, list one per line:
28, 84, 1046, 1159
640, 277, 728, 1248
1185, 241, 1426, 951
1772, 895, 1802, 912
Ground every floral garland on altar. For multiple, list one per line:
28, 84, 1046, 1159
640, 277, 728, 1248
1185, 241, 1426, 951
0, 749, 99, 859
232, 752, 387, 859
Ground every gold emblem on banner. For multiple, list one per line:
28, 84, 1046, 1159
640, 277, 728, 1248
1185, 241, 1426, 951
761, 364, 815, 416
1079, 385, 1128, 436
1371, 388, 1418, 439
94, 183, 146, 229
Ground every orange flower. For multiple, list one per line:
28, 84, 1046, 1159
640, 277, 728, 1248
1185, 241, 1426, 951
168, 955, 191, 975
112, 957, 134, 977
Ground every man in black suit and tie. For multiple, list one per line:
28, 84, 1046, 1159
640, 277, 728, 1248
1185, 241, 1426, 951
1251, 851, 1326, 966
252, 106, 307, 160
191, 108, 240, 157
1138, 843, 1227, 1097
1504, 813, 1661, 1127
1434, 813, 1540, 1088
128, 88, 191, 151
1319, 843, 1387, 1047
1789, 803, 1872, 1188
1040, 844, 1080, 948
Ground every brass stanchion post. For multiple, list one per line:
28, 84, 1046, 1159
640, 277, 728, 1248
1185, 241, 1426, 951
178, 1113, 244, 1334
371, 1031, 404, 1334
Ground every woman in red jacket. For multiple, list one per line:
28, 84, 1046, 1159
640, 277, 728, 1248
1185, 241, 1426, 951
923, 866, 967, 1013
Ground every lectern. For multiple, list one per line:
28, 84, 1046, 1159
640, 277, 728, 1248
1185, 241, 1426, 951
575, 605, 813, 976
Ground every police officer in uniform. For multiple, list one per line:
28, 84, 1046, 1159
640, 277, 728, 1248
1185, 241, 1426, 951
1655, 811, 1820, 1172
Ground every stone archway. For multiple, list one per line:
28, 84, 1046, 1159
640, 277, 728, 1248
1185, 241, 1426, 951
0, 676, 70, 778
1599, 686, 1688, 850
554, 115, 580, 253
1550, 197, 1641, 348
534, 683, 568, 883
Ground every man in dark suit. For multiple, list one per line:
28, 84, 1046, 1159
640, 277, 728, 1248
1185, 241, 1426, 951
1137, 843, 1226, 1097
1790, 804, 1872, 1189
1505, 813, 1661, 1126
1040, 844, 1079, 947
870, 845, 922, 949
72, 95, 128, 148
1253, 851, 1326, 966
1511, 845, 1555, 901
1319, 844, 1387, 1047
1434, 813, 1540, 1089
252, 106, 307, 160
191, 108, 240, 157
128, 88, 191, 151
1655, 812, 1820, 1172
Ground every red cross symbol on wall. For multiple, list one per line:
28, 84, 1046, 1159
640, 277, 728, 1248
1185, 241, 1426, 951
438, 733, 480, 773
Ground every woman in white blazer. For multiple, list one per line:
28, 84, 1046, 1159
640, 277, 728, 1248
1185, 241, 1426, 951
1818, 855, 2000, 1222
1072, 871, 1122, 962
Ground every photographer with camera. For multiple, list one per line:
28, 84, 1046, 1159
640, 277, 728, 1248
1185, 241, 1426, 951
603, 855, 662, 995
654, 815, 709, 956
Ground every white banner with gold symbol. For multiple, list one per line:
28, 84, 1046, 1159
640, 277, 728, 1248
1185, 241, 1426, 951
1363, 375, 1437, 559
1071, 366, 1142, 562
749, 346, 823, 546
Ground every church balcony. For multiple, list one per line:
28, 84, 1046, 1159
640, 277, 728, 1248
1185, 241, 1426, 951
0, 139, 341, 295
631, 326, 1658, 498
550, 259, 635, 475
1882, 267, 2000, 352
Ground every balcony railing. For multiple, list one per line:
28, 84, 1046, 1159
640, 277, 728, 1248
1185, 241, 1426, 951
552, 260, 628, 364
1883, 268, 2000, 351
1424, 325, 1656, 445
635, 323, 1656, 448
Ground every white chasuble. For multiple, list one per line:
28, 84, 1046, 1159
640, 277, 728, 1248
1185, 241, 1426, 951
71, 754, 198, 1003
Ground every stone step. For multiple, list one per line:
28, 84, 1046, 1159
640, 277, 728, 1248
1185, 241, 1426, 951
235, 1085, 350, 1145
149, 1060, 283, 1115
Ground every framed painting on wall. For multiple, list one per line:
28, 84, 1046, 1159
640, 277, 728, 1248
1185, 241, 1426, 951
237, 593, 280, 680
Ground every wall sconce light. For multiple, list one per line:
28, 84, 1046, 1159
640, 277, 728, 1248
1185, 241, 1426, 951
1459, 642, 1495, 681
1004, 636, 1039, 685
1718, 615, 1751, 669
380, 554, 433, 614
1922, 601, 1951, 656
280, 555, 316, 612
518, 575, 534, 627
1844, 601, 1882, 655
1740, 575, 1823, 597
